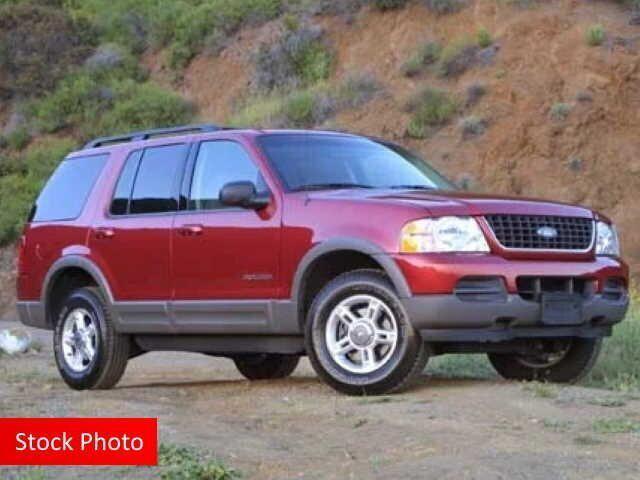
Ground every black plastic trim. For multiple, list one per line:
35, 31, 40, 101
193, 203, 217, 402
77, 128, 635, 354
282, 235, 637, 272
403, 292, 628, 335
112, 299, 299, 335
421, 326, 613, 343
84, 124, 221, 149
134, 334, 304, 355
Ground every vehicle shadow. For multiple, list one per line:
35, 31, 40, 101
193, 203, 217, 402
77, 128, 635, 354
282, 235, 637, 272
116, 375, 322, 391
116, 371, 500, 392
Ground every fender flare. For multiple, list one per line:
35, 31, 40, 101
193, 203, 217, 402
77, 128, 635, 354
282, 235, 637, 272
41, 255, 115, 309
290, 237, 412, 314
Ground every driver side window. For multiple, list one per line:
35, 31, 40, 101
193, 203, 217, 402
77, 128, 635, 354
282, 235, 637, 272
189, 141, 267, 210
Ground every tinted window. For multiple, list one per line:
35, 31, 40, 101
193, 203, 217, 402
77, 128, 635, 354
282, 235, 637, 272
32, 154, 108, 222
110, 150, 142, 215
189, 141, 267, 210
130, 144, 187, 214
258, 134, 454, 191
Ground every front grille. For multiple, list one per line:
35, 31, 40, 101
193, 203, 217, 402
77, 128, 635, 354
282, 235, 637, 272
485, 215, 594, 251
516, 276, 595, 302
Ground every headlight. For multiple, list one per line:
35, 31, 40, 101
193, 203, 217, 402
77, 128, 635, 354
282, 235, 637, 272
400, 216, 490, 253
596, 221, 620, 256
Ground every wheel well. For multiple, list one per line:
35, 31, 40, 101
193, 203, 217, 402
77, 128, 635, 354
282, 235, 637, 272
298, 250, 387, 324
46, 267, 98, 327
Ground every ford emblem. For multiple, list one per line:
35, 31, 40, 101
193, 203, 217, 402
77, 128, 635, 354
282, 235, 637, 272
537, 226, 558, 239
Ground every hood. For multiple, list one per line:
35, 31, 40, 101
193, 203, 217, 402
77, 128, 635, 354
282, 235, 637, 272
306, 189, 595, 218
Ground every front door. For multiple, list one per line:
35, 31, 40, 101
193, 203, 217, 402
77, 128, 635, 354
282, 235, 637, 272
171, 140, 281, 302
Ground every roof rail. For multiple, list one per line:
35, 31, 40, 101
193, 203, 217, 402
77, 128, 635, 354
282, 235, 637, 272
83, 124, 222, 149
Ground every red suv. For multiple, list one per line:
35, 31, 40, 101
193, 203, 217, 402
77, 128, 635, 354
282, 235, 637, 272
16, 125, 629, 395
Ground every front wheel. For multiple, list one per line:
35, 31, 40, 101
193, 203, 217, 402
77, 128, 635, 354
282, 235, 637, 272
305, 269, 428, 396
488, 338, 602, 383
53, 287, 129, 390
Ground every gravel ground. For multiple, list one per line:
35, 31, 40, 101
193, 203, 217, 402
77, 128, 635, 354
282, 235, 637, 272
1, 317, 639, 480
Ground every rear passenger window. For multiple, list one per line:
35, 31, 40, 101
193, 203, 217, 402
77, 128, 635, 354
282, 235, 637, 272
110, 150, 142, 215
189, 141, 267, 210
128, 144, 188, 215
32, 154, 108, 222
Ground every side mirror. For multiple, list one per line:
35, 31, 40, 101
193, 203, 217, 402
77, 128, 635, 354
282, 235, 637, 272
219, 181, 269, 210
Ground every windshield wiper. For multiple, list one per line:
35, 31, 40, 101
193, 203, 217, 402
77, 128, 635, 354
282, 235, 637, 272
388, 184, 436, 190
293, 183, 375, 192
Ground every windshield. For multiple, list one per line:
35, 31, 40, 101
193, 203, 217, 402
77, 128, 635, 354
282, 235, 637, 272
258, 134, 454, 191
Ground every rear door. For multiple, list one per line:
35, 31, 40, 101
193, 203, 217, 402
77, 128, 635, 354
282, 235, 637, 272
89, 143, 189, 301
171, 139, 281, 301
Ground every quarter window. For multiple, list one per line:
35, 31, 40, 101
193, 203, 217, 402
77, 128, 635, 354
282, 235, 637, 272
189, 141, 267, 210
32, 154, 108, 222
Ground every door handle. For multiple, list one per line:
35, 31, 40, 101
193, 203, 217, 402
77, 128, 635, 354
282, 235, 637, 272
94, 228, 115, 240
178, 224, 203, 236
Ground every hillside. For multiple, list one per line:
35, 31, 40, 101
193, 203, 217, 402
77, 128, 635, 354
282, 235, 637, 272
0, 0, 638, 310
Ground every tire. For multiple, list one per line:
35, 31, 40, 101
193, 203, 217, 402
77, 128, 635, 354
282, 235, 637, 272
488, 338, 602, 383
305, 269, 428, 396
233, 354, 300, 380
53, 287, 129, 390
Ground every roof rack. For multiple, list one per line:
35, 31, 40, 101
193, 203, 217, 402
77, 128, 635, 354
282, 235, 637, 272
83, 124, 223, 149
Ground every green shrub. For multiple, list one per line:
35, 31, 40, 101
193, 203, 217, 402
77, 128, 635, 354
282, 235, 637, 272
64, 0, 202, 54
64, 0, 150, 54
231, 87, 324, 128
401, 41, 442, 77
586, 297, 640, 392
459, 115, 487, 138
373, 0, 410, 10
465, 82, 487, 107
586, 24, 605, 47
0, 2, 94, 97
5, 128, 31, 151
95, 80, 193, 137
281, 90, 318, 127
477, 27, 493, 48
231, 73, 379, 128
84, 43, 147, 82
64, 0, 282, 66
333, 72, 380, 109
159, 444, 239, 480
437, 38, 478, 77
229, 95, 283, 128
592, 417, 640, 434
406, 87, 458, 138
295, 40, 334, 86
549, 102, 571, 121
253, 26, 333, 91
28, 73, 104, 134
168, 0, 283, 69
29, 73, 193, 140
427, 354, 495, 379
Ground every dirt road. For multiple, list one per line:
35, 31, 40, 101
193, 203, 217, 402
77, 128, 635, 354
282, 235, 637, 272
1, 316, 639, 480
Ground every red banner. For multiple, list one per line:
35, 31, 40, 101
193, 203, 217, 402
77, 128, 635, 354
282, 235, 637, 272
0, 418, 158, 466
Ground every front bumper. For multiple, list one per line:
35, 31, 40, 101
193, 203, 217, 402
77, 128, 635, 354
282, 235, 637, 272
402, 293, 628, 342
394, 253, 629, 342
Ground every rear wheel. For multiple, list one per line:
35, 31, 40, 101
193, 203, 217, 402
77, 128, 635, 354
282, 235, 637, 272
233, 354, 300, 380
53, 287, 129, 390
305, 269, 428, 396
488, 338, 602, 383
